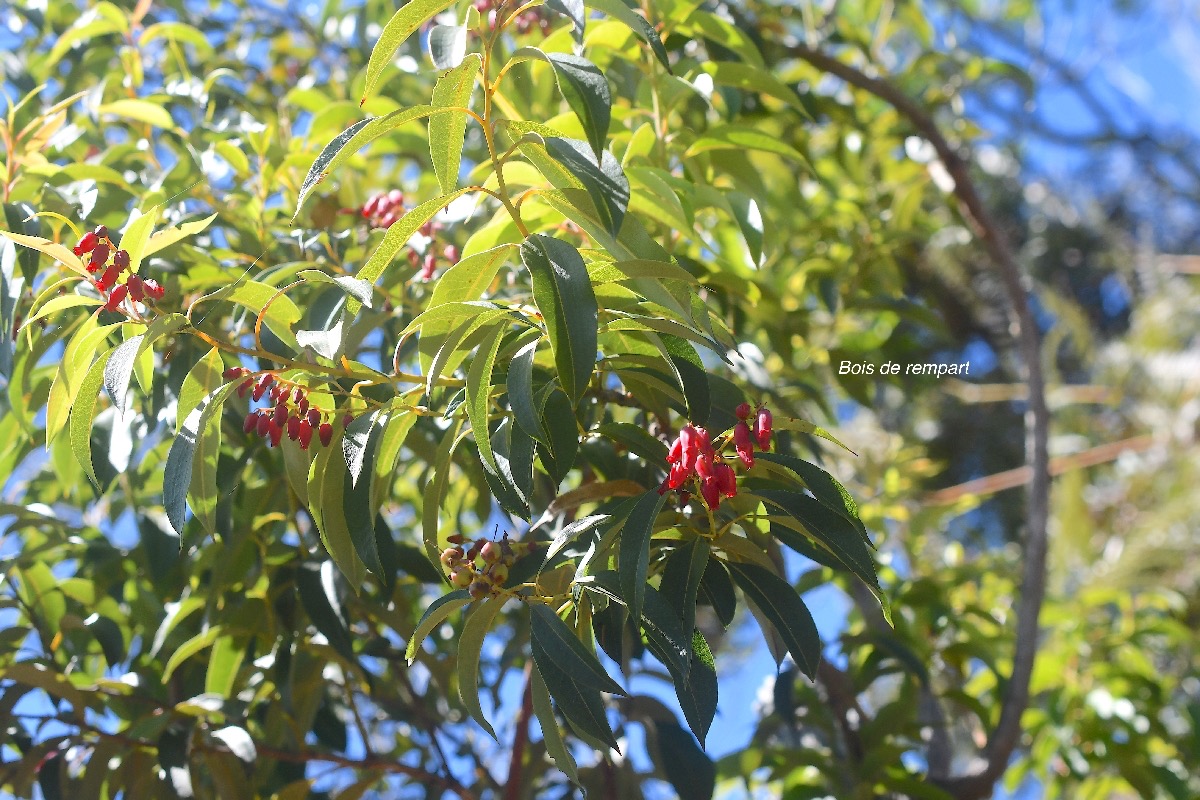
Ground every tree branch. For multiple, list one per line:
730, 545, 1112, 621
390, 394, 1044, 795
787, 43, 1052, 800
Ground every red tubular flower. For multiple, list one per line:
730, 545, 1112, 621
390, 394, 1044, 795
93, 225, 108, 240
715, 463, 737, 497
126, 274, 144, 302
95, 264, 119, 291
243, 412, 259, 434
298, 419, 314, 449
256, 414, 271, 437
418, 252, 437, 282
298, 397, 310, 416
103, 284, 128, 312
754, 407, 773, 450
89, 243, 110, 269
307, 408, 321, 427
224, 367, 243, 380
667, 461, 689, 490
342, 413, 353, 428
696, 452, 715, 480
287, 415, 301, 440
679, 425, 700, 471
272, 404, 288, 426
318, 423, 333, 447
74, 231, 98, 256
268, 419, 283, 447
444, 244, 460, 265
113, 249, 130, 271
141, 279, 164, 300
735, 402, 752, 420
667, 436, 683, 464
237, 379, 253, 398
362, 195, 382, 217
700, 477, 721, 509
733, 422, 755, 468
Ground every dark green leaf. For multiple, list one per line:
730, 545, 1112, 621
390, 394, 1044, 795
660, 537, 710, 650
520, 234, 597, 404
657, 333, 710, 425
726, 561, 821, 678
756, 452, 870, 543
406, 590, 472, 661
296, 561, 357, 665
529, 603, 625, 696
752, 489, 878, 591
650, 720, 715, 799
619, 489, 667, 626
595, 422, 668, 463
546, 53, 611, 157
697, 557, 736, 628
545, 137, 629, 237
587, 0, 671, 72
164, 384, 235, 535
534, 650, 619, 752
507, 339, 547, 444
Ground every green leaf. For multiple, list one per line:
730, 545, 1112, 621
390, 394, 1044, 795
676, 629, 718, 745
118, 207, 161, 277
545, 137, 629, 237
205, 635, 245, 698
649, 720, 715, 799
341, 411, 389, 578
531, 663, 579, 783
164, 383, 235, 535
533, 648, 620, 752
539, 52, 612, 158
295, 105, 441, 215
686, 125, 807, 163
102, 334, 144, 415
660, 537, 710, 651
163, 627, 222, 683
177, 347, 225, 436
428, 24, 468, 70
755, 452, 869, 542
529, 604, 625, 695
83, 614, 125, 667
507, 339, 547, 444
725, 190, 763, 265
619, 490, 668, 626
655, 333, 710, 425
362, 0, 457, 103
298, 270, 374, 308
544, 514, 612, 564
222, 281, 302, 353
458, 595, 508, 739
751, 489, 879, 591
538, 388, 578, 483
352, 188, 473, 316
520, 234, 597, 403
595, 422, 668, 463
405, 590, 472, 662
429, 243, 513, 308
726, 562, 821, 678
69, 346, 115, 488
465, 323, 506, 477
296, 560, 359, 664
429, 54, 482, 194
98, 99, 174, 130
310, 435, 367, 588
587, 0, 670, 71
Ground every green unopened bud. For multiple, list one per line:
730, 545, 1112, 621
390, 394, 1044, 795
468, 579, 490, 599
488, 562, 509, 584
450, 568, 472, 588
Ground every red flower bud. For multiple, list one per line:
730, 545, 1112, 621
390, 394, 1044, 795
667, 461, 689, 490
696, 452, 715, 480
126, 274, 144, 302
224, 367, 243, 380
735, 402, 752, 420
754, 407, 773, 450
113, 249, 130, 271
298, 397, 310, 416
418, 253, 437, 282
93, 225, 109, 240
244, 412, 259, 434
298, 419, 314, 449
256, 414, 271, 437
667, 436, 683, 464
362, 195, 382, 217
733, 422, 755, 468
90, 242, 111, 268
268, 419, 283, 447
318, 423, 333, 447
143, 279, 164, 300
307, 408, 321, 427
74, 231, 98, 256
287, 415, 301, 440
444, 244, 460, 264
237, 379, 253, 398
700, 477, 721, 509
273, 404, 288, 425
95, 264, 120, 292
342, 413, 353, 428
715, 463, 737, 497
103, 284, 128, 312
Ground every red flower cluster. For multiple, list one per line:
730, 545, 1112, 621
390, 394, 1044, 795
227, 368, 345, 450
360, 190, 405, 228
472, 0, 552, 34
408, 242, 459, 282
75, 225, 164, 312
659, 403, 774, 509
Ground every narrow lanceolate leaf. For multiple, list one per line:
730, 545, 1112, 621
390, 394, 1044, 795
103, 335, 144, 414
362, 0, 457, 104
545, 137, 629, 237
660, 537, 710, 651
466, 324, 506, 476
310, 436, 367, 588
619, 490, 668, 627
726, 561, 821, 679
458, 595, 508, 739
507, 339, 547, 444
164, 384, 236, 536
756, 452, 870, 541
543, 514, 610, 565
176, 347, 224, 436
675, 630, 718, 746
531, 663, 580, 783
529, 604, 625, 696
656, 333, 710, 426
341, 411, 388, 578
548, 54, 611, 157
650, 719, 716, 799
429, 54, 482, 194
70, 346, 115, 488
296, 561, 357, 665
295, 105, 441, 215
351, 188, 473, 316
752, 489, 878, 591
405, 590, 472, 661
520, 235, 597, 403
428, 24, 468, 70
533, 646, 620, 752
586, 0, 671, 72
429, 244, 513, 309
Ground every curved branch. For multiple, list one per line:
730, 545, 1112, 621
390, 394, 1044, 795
787, 43, 1051, 800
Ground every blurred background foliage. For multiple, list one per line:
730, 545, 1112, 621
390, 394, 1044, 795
0, 0, 1197, 798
